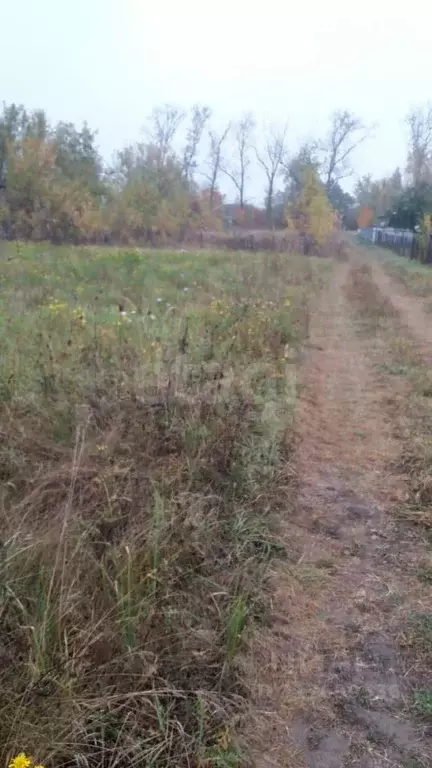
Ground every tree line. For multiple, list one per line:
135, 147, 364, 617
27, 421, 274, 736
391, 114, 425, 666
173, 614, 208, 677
353, 104, 432, 239
0, 99, 375, 244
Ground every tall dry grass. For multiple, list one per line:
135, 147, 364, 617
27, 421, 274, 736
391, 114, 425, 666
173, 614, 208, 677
0, 243, 330, 766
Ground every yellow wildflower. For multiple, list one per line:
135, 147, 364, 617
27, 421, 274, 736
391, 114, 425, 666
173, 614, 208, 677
284, 299, 291, 307
8, 754, 32, 768
47, 300, 68, 312
216, 725, 231, 750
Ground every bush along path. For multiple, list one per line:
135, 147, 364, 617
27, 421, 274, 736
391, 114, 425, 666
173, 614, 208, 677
248, 257, 432, 767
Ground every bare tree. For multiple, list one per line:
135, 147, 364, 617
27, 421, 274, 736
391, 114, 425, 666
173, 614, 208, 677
203, 124, 231, 209
147, 104, 185, 172
320, 110, 369, 191
255, 123, 288, 222
182, 104, 211, 185
406, 104, 432, 188
221, 112, 255, 208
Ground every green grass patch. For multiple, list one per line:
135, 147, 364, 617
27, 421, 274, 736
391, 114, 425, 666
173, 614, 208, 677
406, 613, 432, 653
417, 564, 432, 584
413, 690, 432, 718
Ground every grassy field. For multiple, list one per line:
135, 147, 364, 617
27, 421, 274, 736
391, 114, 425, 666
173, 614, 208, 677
0, 242, 329, 767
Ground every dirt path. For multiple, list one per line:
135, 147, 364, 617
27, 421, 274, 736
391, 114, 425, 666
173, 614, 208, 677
249, 259, 431, 767
371, 262, 432, 359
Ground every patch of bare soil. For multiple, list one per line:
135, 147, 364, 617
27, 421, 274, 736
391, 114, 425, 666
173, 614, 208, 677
246, 261, 432, 767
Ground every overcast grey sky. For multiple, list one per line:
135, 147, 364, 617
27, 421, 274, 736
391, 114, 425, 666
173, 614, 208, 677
1, 0, 430, 202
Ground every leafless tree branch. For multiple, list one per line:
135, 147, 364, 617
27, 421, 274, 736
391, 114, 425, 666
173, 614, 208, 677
255, 123, 288, 221
182, 104, 211, 184
202, 123, 231, 209
320, 110, 370, 190
406, 103, 432, 188
146, 104, 185, 172
221, 112, 255, 208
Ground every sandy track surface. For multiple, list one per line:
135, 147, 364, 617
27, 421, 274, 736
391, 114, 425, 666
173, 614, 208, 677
248, 258, 432, 767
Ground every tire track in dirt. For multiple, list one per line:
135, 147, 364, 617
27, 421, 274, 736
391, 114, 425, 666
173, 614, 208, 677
249, 260, 431, 768
371, 262, 432, 362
